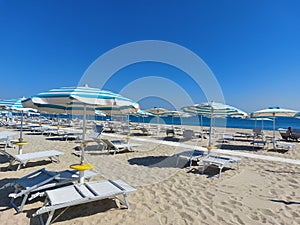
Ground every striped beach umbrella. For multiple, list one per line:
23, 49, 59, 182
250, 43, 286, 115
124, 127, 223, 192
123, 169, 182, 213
22, 86, 140, 165
160, 110, 193, 125
250, 106, 297, 148
0, 97, 38, 151
182, 102, 248, 147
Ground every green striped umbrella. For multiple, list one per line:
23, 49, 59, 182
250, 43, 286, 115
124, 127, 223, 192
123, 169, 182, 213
22, 86, 140, 165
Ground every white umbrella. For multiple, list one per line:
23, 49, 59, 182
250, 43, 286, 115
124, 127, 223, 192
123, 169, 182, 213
160, 110, 193, 125
250, 106, 297, 148
182, 101, 248, 147
145, 107, 169, 134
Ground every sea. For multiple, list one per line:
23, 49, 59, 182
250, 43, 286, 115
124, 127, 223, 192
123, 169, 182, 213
126, 115, 300, 131
37, 114, 300, 131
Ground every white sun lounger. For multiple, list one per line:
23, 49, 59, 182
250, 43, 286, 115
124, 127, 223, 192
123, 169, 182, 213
101, 139, 141, 155
175, 150, 207, 167
200, 154, 242, 178
33, 179, 137, 225
0, 149, 63, 170
275, 141, 295, 151
0, 168, 97, 212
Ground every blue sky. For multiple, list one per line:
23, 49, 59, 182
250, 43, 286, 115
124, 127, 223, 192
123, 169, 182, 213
0, 0, 299, 112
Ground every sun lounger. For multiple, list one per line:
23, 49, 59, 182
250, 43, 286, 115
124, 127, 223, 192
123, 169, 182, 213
0, 168, 97, 212
175, 150, 207, 167
200, 154, 242, 178
0, 149, 63, 170
275, 141, 295, 151
33, 179, 136, 225
101, 139, 141, 155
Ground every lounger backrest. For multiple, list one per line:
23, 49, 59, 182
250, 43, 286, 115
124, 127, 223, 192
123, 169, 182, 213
88, 125, 104, 139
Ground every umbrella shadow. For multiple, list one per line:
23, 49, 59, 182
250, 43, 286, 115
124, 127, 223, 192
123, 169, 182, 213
217, 144, 263, 151
270, 199, 300, 205
187, 166, 233, 178
267, 149, 289, 154
128, 155, 181, 168
0, 178, 16, 209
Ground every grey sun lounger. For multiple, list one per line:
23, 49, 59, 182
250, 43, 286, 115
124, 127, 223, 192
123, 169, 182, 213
101, 139, 141, 155
200, 154, 242, 178
33, 179, 137, 225
0, 149, 63, 170
0, 168, 97, 212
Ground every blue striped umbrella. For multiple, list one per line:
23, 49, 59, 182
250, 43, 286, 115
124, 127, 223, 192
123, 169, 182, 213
0, 97, 38, 150
22, 86, 140, 164
182, 102, 248, 147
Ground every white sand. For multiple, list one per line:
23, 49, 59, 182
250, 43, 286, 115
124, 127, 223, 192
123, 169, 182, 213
0, 125, 299, 225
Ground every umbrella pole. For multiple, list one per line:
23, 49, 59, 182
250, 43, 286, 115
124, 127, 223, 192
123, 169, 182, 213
273, 116, 276, 149
18, 110, 24, 154
209, 116, 213, 147
81, 104, 87, 164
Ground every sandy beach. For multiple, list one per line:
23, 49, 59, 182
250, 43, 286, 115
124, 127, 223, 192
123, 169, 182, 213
0, 125, 299, 225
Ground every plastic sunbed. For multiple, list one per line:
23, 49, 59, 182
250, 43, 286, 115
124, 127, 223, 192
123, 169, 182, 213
101, 139, 141, 155
33, 179, 137, 225
175, 150, 207, 167
0, 149, 63, 170
200, 154, 242, 178
0, 168, 97, 212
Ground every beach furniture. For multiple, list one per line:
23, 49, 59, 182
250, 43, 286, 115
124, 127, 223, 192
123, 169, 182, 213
278, 128, 289, 140
100, 138, 141, 155
175, 150, 207, 167
139, 126, 152, 135
64, 125, 104, 141
0, 131, 17, 141
33, 179, 136, 225
291, 129, 300, 141
200, 154, 242, 178
275, 141, 295, 151
0, 168, 97, 212
0, 149, 63, 170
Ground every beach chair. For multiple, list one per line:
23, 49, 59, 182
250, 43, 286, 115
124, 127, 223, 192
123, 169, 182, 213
139, 126, 152, 135
275, 141, 295, 151
175, 150, 207, 167
101, 139, 141, 155
200, 154, 242, 178
291, 129, 300, 141
0, 149, 63, 170
33, 179, 137, 225
0, 168, 97, 212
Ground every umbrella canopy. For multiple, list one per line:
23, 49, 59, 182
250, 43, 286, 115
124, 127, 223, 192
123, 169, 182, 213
22, 86, 139, 115
182, 102, 248, 146
250, 106, 297, 148
145, 107, 169, 115
22, 86, 140, 165
160, 110, 193, 125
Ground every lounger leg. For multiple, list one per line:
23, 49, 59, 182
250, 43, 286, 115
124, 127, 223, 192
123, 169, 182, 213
117, 194, 130, 209
218, 166, 223, 178
44, 210, 55, 225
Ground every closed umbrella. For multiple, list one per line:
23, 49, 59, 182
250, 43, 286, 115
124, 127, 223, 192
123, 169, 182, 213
250, 106, 297, 148
22, 85, 139, 182
182, 101, 248, 147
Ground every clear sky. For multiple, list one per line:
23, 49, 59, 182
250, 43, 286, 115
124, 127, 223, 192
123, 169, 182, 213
0, 0, 299, 113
